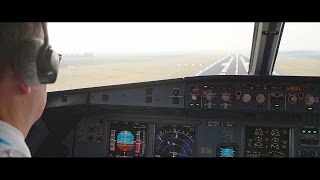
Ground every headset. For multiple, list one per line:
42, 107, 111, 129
19, 22, 61, 86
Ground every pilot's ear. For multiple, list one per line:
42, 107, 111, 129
18, 79, 31, 95
11, 63, 32, 95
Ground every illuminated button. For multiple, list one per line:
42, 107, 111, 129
307, 107, 313, 111
189, 103, 194, 107
307, 130, 312, 134
313, 130, 318, 134
203, 85, 208, 88
274, 104, 280, 109
191, 95, 198, 101
301, 130, 306, 134
195, 103, 200, 107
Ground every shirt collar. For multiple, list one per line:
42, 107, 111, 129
0, 120, 31, 156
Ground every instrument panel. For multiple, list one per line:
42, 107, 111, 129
184, 76, 320, 112
108, 121, 147, 157
244, 127, 290, 157
33, 75, 320, 157
154, 124, 195, 157
70, 113, 319, 158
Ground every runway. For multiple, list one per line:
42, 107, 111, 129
194, 52, 250, 76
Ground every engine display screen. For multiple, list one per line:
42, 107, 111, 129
154, 124, 195, 158
108, 121, 147, 158
217, 143, 238, 157
221, 148, 234, 157
245, 127, 290, 157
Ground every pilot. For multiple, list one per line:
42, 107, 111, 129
0, 23, 60, 157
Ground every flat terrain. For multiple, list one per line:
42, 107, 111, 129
48, 51, 231, 91
274, 53, 320, 76
47, 51, 320, 92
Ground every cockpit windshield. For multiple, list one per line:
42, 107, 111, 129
274, 23, 320, 76
47, 23, 254, 92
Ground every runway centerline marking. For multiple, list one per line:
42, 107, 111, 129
194, 53, 233, 76
220, 56, 234, 73
236, 52, 239, 75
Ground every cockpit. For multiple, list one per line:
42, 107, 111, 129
26, 22, 320, 157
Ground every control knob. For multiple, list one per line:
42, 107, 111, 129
288, 95, 297, 104
256, 94, 265, 104
304, 94, 315, 106
242, 93, 251, 103
221, 92, 231, 102
206, 93, 214, 101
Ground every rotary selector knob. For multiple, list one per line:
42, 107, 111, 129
206, 93, 214, 101
256, 94, 265, 104
288, 95, 297, 104
221, 93, 231, 102
305, 94, 315, 106
242, 93, 251, 103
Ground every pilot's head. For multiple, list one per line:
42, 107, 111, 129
0, 23, 59, 137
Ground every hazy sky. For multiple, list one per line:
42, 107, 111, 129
48, 22, 320, 54
279, 23, 320, 51
48, 23, 254, 54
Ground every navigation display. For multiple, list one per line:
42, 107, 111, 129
245, 127, 290, 157
109, 121, 147, 157
155, 124, 195, 158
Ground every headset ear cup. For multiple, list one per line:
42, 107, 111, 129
19, 39, 44, 86
37, 46, 60, 84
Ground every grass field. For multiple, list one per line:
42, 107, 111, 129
47, 51, 231, 92
274, 53, 320, 76
47, 51, 320, 92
